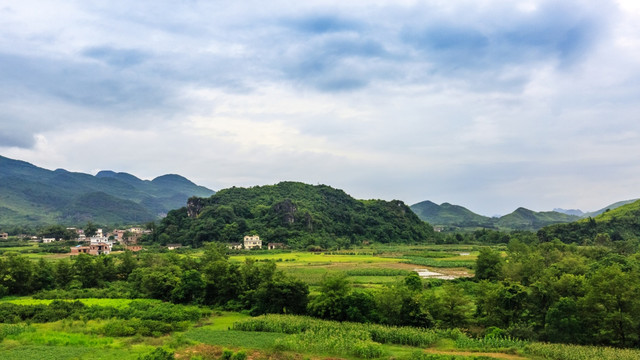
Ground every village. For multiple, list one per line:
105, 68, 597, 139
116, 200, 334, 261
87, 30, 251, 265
1, 228, 285, 256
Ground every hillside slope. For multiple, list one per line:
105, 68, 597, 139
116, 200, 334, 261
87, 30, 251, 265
539, 199, 640, 243
410, 200, 494, 228
157, 182, 435, 248
410, 201, 580, 231
0, 155, 214, 227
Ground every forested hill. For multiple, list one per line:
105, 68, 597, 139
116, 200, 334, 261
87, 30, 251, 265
0, 155, 214, 227
538, 199, 640, 244
410, 200, 579, 231
156, 182, 435, 248
410, 200, 494, 228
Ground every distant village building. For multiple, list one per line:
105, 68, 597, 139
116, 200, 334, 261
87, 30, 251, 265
167, 244, 182, 250
90, 243, 111, 255
71, 245, 90, 255
0, 233, 8, 239
129, 227, 144, 234
113, 230, 126, 242
227, 242, 243, 250
243, 235, 262, 249
90, 236, 111, 244
125, 245, 143, 252
125, 232, 142, 244
267, 243, 284, 250
96, 229, 103, 237
42, 237, 56, 243
70, 242, 111, 255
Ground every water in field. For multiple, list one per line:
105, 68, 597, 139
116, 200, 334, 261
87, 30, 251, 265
414, 268, 457, 280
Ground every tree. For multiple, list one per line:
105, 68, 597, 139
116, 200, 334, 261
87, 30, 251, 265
475, 247, 503, 281
432, 283, 474, 328
172, 269, 205, 304
544, 297, 585, 343
117, 251, 138, 280
84, 222, 98, 237
404, 272, 423, 292
583, 264, 640, 346
0, 254, 33, 295
252, 272, 309, 315
307, 273, 351, 320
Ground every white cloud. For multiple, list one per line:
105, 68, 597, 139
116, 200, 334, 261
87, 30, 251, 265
2, 0, 640, 216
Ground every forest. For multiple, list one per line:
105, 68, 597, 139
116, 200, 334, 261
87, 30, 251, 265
1, 236, 639, 349
155, 182, 435, 248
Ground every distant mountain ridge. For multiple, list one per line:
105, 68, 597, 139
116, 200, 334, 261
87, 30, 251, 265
540, 199, 640, 243
411, 201, 580, 231
0, 155, 215, 226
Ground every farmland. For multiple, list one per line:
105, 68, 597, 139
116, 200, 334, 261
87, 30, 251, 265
1, 240, 639, 359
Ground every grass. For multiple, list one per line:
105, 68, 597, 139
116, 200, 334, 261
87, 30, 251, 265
1, 298, 142, 309
231, 252, 404, 266
184, 329, 287, 349
0, 345, 145, 360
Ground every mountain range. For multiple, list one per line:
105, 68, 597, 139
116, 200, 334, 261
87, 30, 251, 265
410, 199, 637, 231
0, 155, 214, 227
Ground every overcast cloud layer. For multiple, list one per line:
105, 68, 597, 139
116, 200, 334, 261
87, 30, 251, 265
2, 0, 640, 216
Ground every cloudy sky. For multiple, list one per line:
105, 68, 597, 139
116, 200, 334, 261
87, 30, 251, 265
2, 0, 640, 216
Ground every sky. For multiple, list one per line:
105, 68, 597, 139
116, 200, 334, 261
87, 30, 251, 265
1, 0, 640, 216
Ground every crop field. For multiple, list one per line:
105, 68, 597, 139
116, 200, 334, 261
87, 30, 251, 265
0, 298, 151, 308
230, 246, 478, 287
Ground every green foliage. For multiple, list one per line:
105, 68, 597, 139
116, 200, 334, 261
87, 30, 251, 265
138, 348, 175, 360
157, 182, 435, 247
474, 247, 503, 281
411, 201, 579, 231
539, 199, 640, 244
403, 256, 475, 269
273, 327, 386, 359
307, 274, 377, 322
345, 268, 412, 276
454, 335, 528, 351
233, 314, 444, 347
0, 155, 214, 226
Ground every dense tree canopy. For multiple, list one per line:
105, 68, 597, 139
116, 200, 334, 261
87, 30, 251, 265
154, 182, 436, 248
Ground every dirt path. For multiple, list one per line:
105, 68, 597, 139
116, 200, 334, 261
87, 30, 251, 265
423, 348, 529, 359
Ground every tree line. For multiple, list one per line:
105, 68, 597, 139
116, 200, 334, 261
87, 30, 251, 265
2, 238, 640, 348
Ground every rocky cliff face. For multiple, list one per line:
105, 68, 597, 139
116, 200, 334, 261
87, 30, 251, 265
187, 197, 206, 218
272, 199, 297, 225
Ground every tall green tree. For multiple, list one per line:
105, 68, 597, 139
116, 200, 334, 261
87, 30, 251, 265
475, 247, 503, 281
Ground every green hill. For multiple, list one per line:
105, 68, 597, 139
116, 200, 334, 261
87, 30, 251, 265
496, 207, 580, 231
581, 199, 639, 218
157, 182, 435, 248
410, 200, 494, 228
0, 155, 215, 227
539, 199, 640, 244
410, 201, 579, 231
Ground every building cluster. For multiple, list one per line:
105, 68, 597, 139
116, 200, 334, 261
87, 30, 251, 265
227, 235, 284, 251
2, 228, 286, 255
66, 227, 148, 256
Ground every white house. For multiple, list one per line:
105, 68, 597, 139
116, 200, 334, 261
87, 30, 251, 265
243, 235, 262, 249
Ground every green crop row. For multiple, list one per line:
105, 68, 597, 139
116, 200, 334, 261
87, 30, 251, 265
232, 314, 449, 347
345, 268, 412, 276
402, 256, 475, 269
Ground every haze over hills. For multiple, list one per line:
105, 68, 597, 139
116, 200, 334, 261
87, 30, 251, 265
410, 199, 635, 231
0, 155, 214, 226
